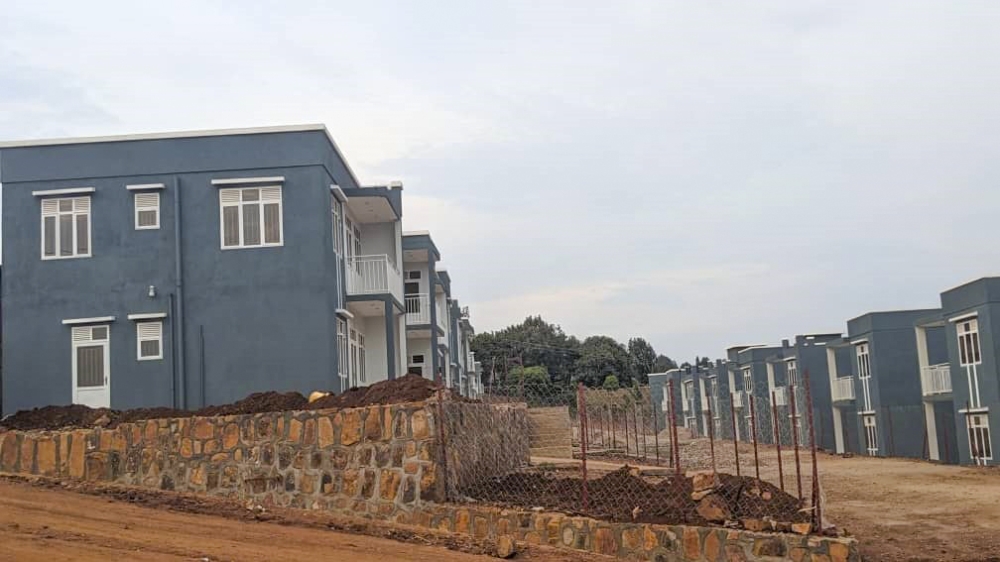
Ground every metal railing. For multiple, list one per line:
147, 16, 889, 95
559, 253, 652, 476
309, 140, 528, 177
921, 364, 952, 396
346, 254, 402, 302
831, 377, 855, 401
405, 293, 431, 325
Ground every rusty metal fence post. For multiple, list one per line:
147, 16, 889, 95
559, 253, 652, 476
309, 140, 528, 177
804, 370, 821, 532
789, 383, 803, 501
668, 380, 681, 475
707, 406, 717, 473
435, 384, 449, 501
653, 401, 661, 466
749, 394, 760, 481
771, 390, 785, 492
730, 399, 741, 477
577, 383, 589, 513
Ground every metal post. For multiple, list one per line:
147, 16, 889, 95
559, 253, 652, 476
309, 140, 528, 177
730, 399, 741, 477
804, 370, 821, 532
669, 380, 681, 475
707, 406, 717, 473
771, 390, 784, 491
435, 384, 449, 500
623, 402, 631, 457
653, 402, 661, 466
886, 406, 896, 457
610, 405, 617, 451
577, 383, 589, 513
640, 404, 648, 461
789, 383, 803, 501
632, 403, 640, 459
749, 394, 760, 481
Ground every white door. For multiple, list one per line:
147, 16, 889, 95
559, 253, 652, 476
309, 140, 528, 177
72, 325, 110, 408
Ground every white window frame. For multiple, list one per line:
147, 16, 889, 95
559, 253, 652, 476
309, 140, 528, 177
136, 321, 163, 361
134, 192, 160, 230
856, 343, 873, 412
958, 320, 984, 409
41, 196, 92, 260
863, 414, 878, 456
337, 318, 349, 383
332, 196, 344, 256
742, 367, 753, 393
219, 186, 284, 249
968, 414, 993, 464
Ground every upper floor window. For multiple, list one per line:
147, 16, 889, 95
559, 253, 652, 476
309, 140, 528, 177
856, 343, 872, 379
742, 368, 753, 392
958, 319, 982, 367
42, 197, 91, 259
787, 360, 799, 387
332, 197, 344, 256
134, 192, 160, 230
220, 187, 282, 249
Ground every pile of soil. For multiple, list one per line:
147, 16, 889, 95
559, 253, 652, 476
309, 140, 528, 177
1, 375, 451, 432
460, 466, 807, 527
307, 374, 445, 410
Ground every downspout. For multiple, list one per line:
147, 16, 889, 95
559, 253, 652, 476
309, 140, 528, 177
173, 177, 187, 409
169, 292, 177, 408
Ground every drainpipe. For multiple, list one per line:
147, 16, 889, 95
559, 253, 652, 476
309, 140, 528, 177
173, 177, 187, 409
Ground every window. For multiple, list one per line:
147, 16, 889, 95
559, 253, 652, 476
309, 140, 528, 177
41, 197, 91, 259
863, 414, 878, 456
856, 343, 873, 412
958, 320, 982, 366
358, 332, 366, 384
742, 368, 753, 393
135, 321, 163, 360
787, 360, 799, 387
219, 187, 282, 249
412, 354, 425, 364
134, 192, 160, 230
337, 318, 348, 382
968, 414, 993, 463
72, 325, 109, 389
407, 271, 422, 280
331, 197, 344, 256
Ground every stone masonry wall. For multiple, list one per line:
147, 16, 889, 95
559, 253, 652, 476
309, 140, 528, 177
0, 401, 451, 517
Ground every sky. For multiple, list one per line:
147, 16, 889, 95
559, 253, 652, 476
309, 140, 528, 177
1, 1, 999, 361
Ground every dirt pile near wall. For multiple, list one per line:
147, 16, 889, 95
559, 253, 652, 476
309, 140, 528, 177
1, 375, 457, 432
460, 466, 809, 528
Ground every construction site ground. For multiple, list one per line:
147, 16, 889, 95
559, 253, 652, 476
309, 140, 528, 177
0, 477, 600, 562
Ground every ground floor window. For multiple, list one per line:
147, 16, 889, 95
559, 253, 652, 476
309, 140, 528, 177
968, 414, 993, 464
863, 414, 878, 456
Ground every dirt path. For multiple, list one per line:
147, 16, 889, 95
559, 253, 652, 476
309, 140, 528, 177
0, 479, 595, 562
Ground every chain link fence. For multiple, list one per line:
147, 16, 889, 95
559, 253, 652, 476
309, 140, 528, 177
440, 374, 829, 534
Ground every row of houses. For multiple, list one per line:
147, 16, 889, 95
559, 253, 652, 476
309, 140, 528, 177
0, 125, 483, 416
649, 277, 998, 466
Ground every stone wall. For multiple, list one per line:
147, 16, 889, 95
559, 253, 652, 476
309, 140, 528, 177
397, 503, 860, 562
0, 402, 451, 517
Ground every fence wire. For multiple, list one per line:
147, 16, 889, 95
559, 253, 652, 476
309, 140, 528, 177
442, 374, 828, 534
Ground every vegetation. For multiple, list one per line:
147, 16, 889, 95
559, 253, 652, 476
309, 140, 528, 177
470, 315, 693, 389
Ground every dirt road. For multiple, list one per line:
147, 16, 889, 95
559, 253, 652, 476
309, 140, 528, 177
0, 479, 595, 562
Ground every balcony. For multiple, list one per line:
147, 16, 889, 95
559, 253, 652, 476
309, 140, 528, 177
831, 377, 855, 402
405, 293, 431, 325
347, 255, 403, 303
921, 364, 952, 396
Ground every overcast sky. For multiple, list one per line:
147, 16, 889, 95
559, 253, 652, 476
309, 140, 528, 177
2, 1, 998, 361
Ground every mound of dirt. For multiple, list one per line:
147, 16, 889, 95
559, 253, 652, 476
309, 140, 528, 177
307, 374, 445, 410
460, 466, 807, 528
1, 375, 454, 432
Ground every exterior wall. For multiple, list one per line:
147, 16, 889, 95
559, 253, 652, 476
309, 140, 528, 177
358, 316, 389, 385
736, 347, 783, 445
407, 338, 433, 377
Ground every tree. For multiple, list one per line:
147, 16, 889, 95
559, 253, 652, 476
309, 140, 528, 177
653, 354, 677, 372
574, 336, 630, 387
470, 316, 580, 386
627, 337, 657, 384
602, 374, 620, 390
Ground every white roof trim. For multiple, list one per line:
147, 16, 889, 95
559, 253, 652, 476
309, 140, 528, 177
32, 187, 95, 197
403, 230, 431, 236
127, 312, 168, 320
783, 357, 797, 362
949, 312, 979, 323
211, 176, 285, 186
335, 308, 354, 319
850, 338, 869, 345
330, 185, 347, 202
126, 183, 166, 191
62, 316, 116, 325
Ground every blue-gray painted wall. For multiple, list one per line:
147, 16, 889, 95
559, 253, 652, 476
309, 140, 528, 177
940, 277, 1000, 466
736, 346, 783, 444
1, 130, 365, 415
777, 334, 843, 452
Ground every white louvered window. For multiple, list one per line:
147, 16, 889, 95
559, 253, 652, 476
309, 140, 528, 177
331, 196, 344, 256
134, 192, 160, 230
136, 321, 163, 360
72, 325, 109, 388
337, 318, 348, 382
41, 197, 91, 259
219, 186, 283, 249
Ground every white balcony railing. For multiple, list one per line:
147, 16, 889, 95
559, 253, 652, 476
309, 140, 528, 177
772, 386, 788, 407
405, 293, 431, 325
346, 255, 403, 302
921, 364, 952, 396
831, 377, 855, 401
732, 391, 744, 408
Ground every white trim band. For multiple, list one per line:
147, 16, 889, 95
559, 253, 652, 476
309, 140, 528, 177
127, 312, 168, 320
949, 312, 979, 323
62, 316, 116, 325
850, 338, 869, 345
32, 187, 96, 197
330, 185, 347, 202
335, 308, 354, 319
126, 183, 166, 191
211, 176, 285, 186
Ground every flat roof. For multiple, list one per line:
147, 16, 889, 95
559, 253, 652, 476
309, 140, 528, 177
0, 123, 360, 187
